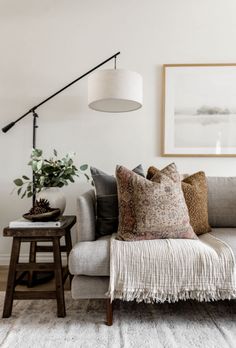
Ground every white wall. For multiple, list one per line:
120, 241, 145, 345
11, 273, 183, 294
1, 0, 236, 263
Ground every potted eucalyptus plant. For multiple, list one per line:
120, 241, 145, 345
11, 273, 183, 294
14, 148, 89, 214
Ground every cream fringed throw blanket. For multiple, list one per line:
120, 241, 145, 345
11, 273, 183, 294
108, 234, 236, 303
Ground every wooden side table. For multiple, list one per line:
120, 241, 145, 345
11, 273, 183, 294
2, 215, 76, 318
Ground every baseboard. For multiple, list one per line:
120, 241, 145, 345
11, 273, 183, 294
0, 254, 67, 266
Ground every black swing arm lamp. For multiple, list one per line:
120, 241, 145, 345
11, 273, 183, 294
2, 51, 143, 141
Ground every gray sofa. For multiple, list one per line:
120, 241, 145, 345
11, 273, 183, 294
69, 177, 236, 324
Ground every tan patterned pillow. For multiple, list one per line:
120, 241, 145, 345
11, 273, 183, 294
116, 163, 197, 241
147, 167, 211, 235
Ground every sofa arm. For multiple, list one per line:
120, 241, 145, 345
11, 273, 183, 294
76, 189, 96, 241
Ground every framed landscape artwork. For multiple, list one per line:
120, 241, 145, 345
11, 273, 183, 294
163, 64, 236, 156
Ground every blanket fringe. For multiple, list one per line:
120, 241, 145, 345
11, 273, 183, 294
108, 289, 236, 303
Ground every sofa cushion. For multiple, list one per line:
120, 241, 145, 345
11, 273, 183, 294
69, 229, 236, 277
91, 165, 145, 237
209, 228, 236, 258
69, 235, 110, 276
207, 177, 236, 227
71, 276, 109, 299
116, 164, 197, 241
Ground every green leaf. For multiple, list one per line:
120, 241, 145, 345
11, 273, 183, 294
53, 149, 57, 156
17, 187, 22, 195
32, 148, 42, 157
22, 175, 30, 180
32, 161, 38, 172
27, 192, 33, 198
80, 164, 88, 171
14, 178, 23, 186
37, 160, 43, 170
21, 191, 26, 199
39, 176, 45, 185
84, 173, 90, 181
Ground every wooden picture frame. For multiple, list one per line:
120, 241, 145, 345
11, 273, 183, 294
162, 64, 236, 157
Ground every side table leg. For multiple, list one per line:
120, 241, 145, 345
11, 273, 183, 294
52, 237, 65, 317
65, 230, 73, 285
3, 237, 21, 318
28, 241, 36, 287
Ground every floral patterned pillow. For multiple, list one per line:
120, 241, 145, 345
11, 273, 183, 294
116, 163, 197, 241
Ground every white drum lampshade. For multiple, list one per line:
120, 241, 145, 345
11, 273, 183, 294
88, 69, 143, 112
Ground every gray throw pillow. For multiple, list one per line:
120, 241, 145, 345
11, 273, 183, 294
90, 165, 145, 237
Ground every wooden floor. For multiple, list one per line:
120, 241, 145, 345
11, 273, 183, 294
0, 266, 70, 292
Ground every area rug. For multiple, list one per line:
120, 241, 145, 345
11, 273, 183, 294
0, 292, 235, 348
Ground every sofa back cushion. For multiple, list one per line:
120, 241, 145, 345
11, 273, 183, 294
207, 177, 236, 227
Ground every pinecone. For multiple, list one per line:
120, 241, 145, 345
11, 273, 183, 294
29, 199, 51, 215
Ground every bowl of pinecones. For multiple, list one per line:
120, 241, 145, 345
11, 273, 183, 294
23, 199, 61, 221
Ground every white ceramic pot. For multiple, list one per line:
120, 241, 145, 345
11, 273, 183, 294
37, 187, 66, 214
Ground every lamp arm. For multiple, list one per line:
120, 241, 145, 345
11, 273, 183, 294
2, 109, 32, 133
2, 51, 120, 133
